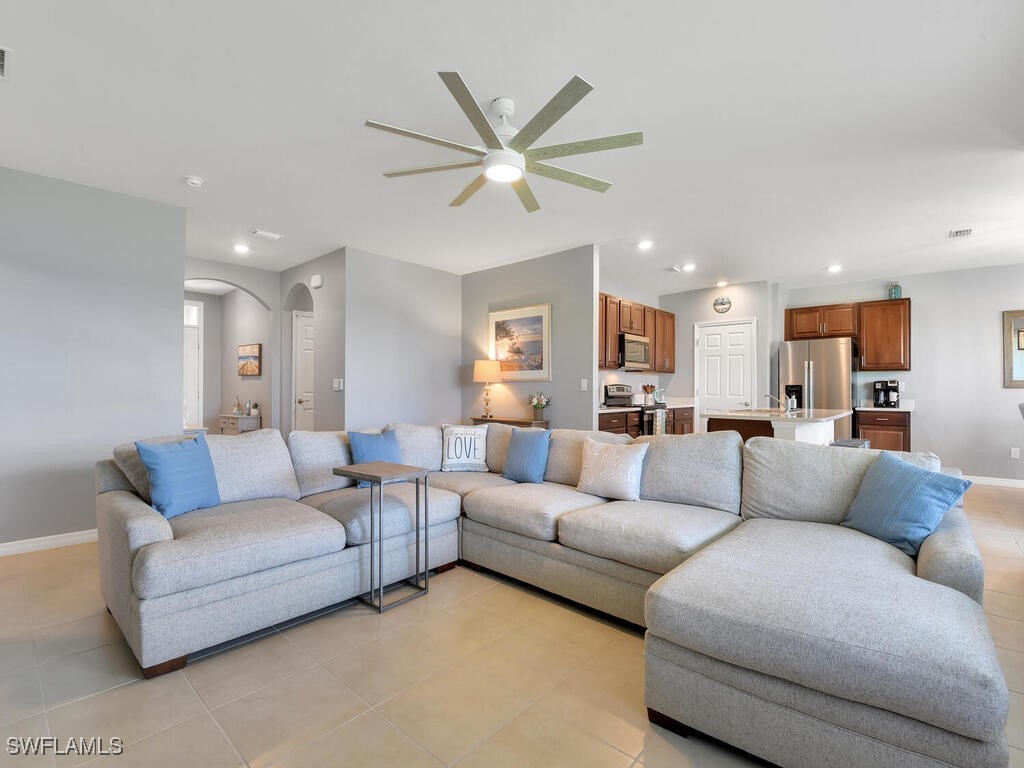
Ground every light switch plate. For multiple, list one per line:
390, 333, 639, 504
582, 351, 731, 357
580, 378, 588, 392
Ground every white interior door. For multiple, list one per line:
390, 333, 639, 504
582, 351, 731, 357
183, 300, 203, 428
695, 319, 757, 423
293, 311, 315, 430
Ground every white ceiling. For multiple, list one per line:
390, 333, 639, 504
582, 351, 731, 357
184, 278, 235, 296
2, 1, 1023, 294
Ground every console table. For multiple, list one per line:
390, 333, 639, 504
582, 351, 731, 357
332, 461, 429, 612
219, 414, 261, 435
471, 416, 550, 428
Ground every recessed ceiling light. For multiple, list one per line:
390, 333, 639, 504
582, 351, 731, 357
183, 176, 204, 189
828, 264, 843, 273
233, 243, 250, 255
252, 229, 283, 241
683, 263, 696, 272
671, 265, 682, 272
716, 281, 728, 288
637, 240, 654, 251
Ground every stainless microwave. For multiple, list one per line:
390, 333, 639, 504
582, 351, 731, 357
619, 333, 650, 370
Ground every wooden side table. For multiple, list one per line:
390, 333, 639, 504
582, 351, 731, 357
332, 461, 429, 612
471, 416, 550, 428
219, 414, 262, 435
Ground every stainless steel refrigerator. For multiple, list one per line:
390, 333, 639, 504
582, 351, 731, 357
778, 338, 856, 440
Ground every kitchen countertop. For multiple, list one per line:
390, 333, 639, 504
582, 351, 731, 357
599, 397, 696, 414
855, 399, 915, 413
597, 406, 642, 413
701, 408, 853, 423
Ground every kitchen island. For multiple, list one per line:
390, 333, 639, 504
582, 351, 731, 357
701, 408, 853, 445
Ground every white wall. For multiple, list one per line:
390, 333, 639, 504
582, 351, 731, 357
184, 291, 223, 432
344, 248, 462, 430
462, 245, 599, 429
787, 265, 1024, 479
0, 166, 185, 542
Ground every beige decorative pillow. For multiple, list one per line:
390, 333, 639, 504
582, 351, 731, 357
577, 439, 649, 501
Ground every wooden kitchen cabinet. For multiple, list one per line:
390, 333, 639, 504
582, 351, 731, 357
785, 303, 857, 339
656, 310, 676, 373
603, 295, 620, 369
618, 300, 644, 334
665, 407, 693, 435
645, 306, 657, 365
598, 294, 607, 369
859, 299, 911, 371
598, 293, 675, 371
598, 411, 629, 434
856, 410, 910, 451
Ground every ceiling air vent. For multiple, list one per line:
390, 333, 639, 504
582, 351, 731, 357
0, 47, 7, 79
948, 228, 973, 239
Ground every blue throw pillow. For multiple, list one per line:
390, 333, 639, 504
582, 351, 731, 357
503, 428, 552, 484
841, 451, 971, 556
347, 430, 402, 487
135, 434, 221, 520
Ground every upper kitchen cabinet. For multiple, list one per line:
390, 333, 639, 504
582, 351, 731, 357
598, 292, 675, 373
785, 303, 858, 339
859, 298, 911, 371
598, 294, 607, 369
603, 294, 620, 369
655, 309, 675, 373
618, 299, 644, 334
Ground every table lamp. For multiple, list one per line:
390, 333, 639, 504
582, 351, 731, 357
473, 359, 502, 418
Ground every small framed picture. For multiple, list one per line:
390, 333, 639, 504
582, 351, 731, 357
238, 344, 262, 376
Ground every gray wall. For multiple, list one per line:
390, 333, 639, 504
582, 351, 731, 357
280, 248, 346, 433
220, 289, 272, 422
462, 245, 599, 429
0, 166, 185, 542
185, 258, 281, 427
344, 248, 462, 430
659, 281, 777, 401
184, 291, 223, 432
787, 264, 1024, 480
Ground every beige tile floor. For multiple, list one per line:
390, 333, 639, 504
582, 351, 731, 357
0, 484, 1021, 767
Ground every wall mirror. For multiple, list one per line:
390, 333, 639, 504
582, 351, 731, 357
1004, 310, 1024, 388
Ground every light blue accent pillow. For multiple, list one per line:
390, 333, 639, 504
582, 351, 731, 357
503, 428, 552, 484
348, 430, 402, 487
841, 451, 972, 556
135, 433, 221, 519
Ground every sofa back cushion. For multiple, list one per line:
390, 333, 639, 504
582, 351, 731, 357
544, 429, 634, 486
206, 429, 301, 502
113, 434, 193, 503
741, 437, 941, 524
287, 430, 355, 497
635, 432, 743, 514
383, 423, 442, 471
486, 422, 541, 474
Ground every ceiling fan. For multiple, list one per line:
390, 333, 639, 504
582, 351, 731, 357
365, 72, 643, 212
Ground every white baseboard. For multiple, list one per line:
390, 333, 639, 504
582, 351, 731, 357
965, 475, 1024, 489
0, 529, 98, 557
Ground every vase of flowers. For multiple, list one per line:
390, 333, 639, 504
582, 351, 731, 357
528, 392, 550, 421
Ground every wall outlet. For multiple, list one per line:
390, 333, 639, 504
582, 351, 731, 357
332, 378, 344, 392
1012, 447, 1020, 460
580, 378, 588, 392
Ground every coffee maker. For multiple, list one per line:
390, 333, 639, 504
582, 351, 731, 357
873, 379, 901, 408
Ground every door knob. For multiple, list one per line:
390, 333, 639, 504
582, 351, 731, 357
297, 399, 306, 404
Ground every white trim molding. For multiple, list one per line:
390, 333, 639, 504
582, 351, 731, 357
964, 475, 1024, 489
0, 528, 98, 557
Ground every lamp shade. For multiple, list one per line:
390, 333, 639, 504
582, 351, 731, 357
473, 359, 502, 383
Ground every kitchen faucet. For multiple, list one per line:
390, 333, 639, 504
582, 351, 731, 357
765, 393, 798, 413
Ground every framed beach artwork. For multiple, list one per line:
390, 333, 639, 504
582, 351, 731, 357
238, 344, 262, 376
488, 304, 551, 381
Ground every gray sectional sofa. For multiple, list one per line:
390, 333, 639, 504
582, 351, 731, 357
95, 423, 1007, 768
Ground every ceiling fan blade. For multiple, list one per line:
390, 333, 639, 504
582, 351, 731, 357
508, 76, 593, 152
511, 178, 540, 213
526, 131, 644, 162
437, 72, 504, 150
384, 160, 483, 178
450, 174, 488, 207
365, 120, 487, 157
526, 161, 612, 192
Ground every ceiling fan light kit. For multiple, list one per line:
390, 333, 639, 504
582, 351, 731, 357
366, 71, 643, 212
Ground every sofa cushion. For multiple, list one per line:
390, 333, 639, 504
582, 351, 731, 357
135, 433, 221, 519
463, 481, 607, 541
741, 437, 941, 524
843, 452, 972, 556
645, 518, 1007, 742
427, 470, 516, 498
304, 483, 461, 545
440, 424, 488, 472
287, 430, 354, 497
485, 422, 544, 474
206, 429, 301, 502
634, 432, 743, 514
576, 439, 649, 501
348, 430, 402, 487
384, 423, 442, 471
559, 500, 742, 574
503, 428, 552, 483
132, 498, 346, 599
544, 429, 633, 486
113, 434, 193, 503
